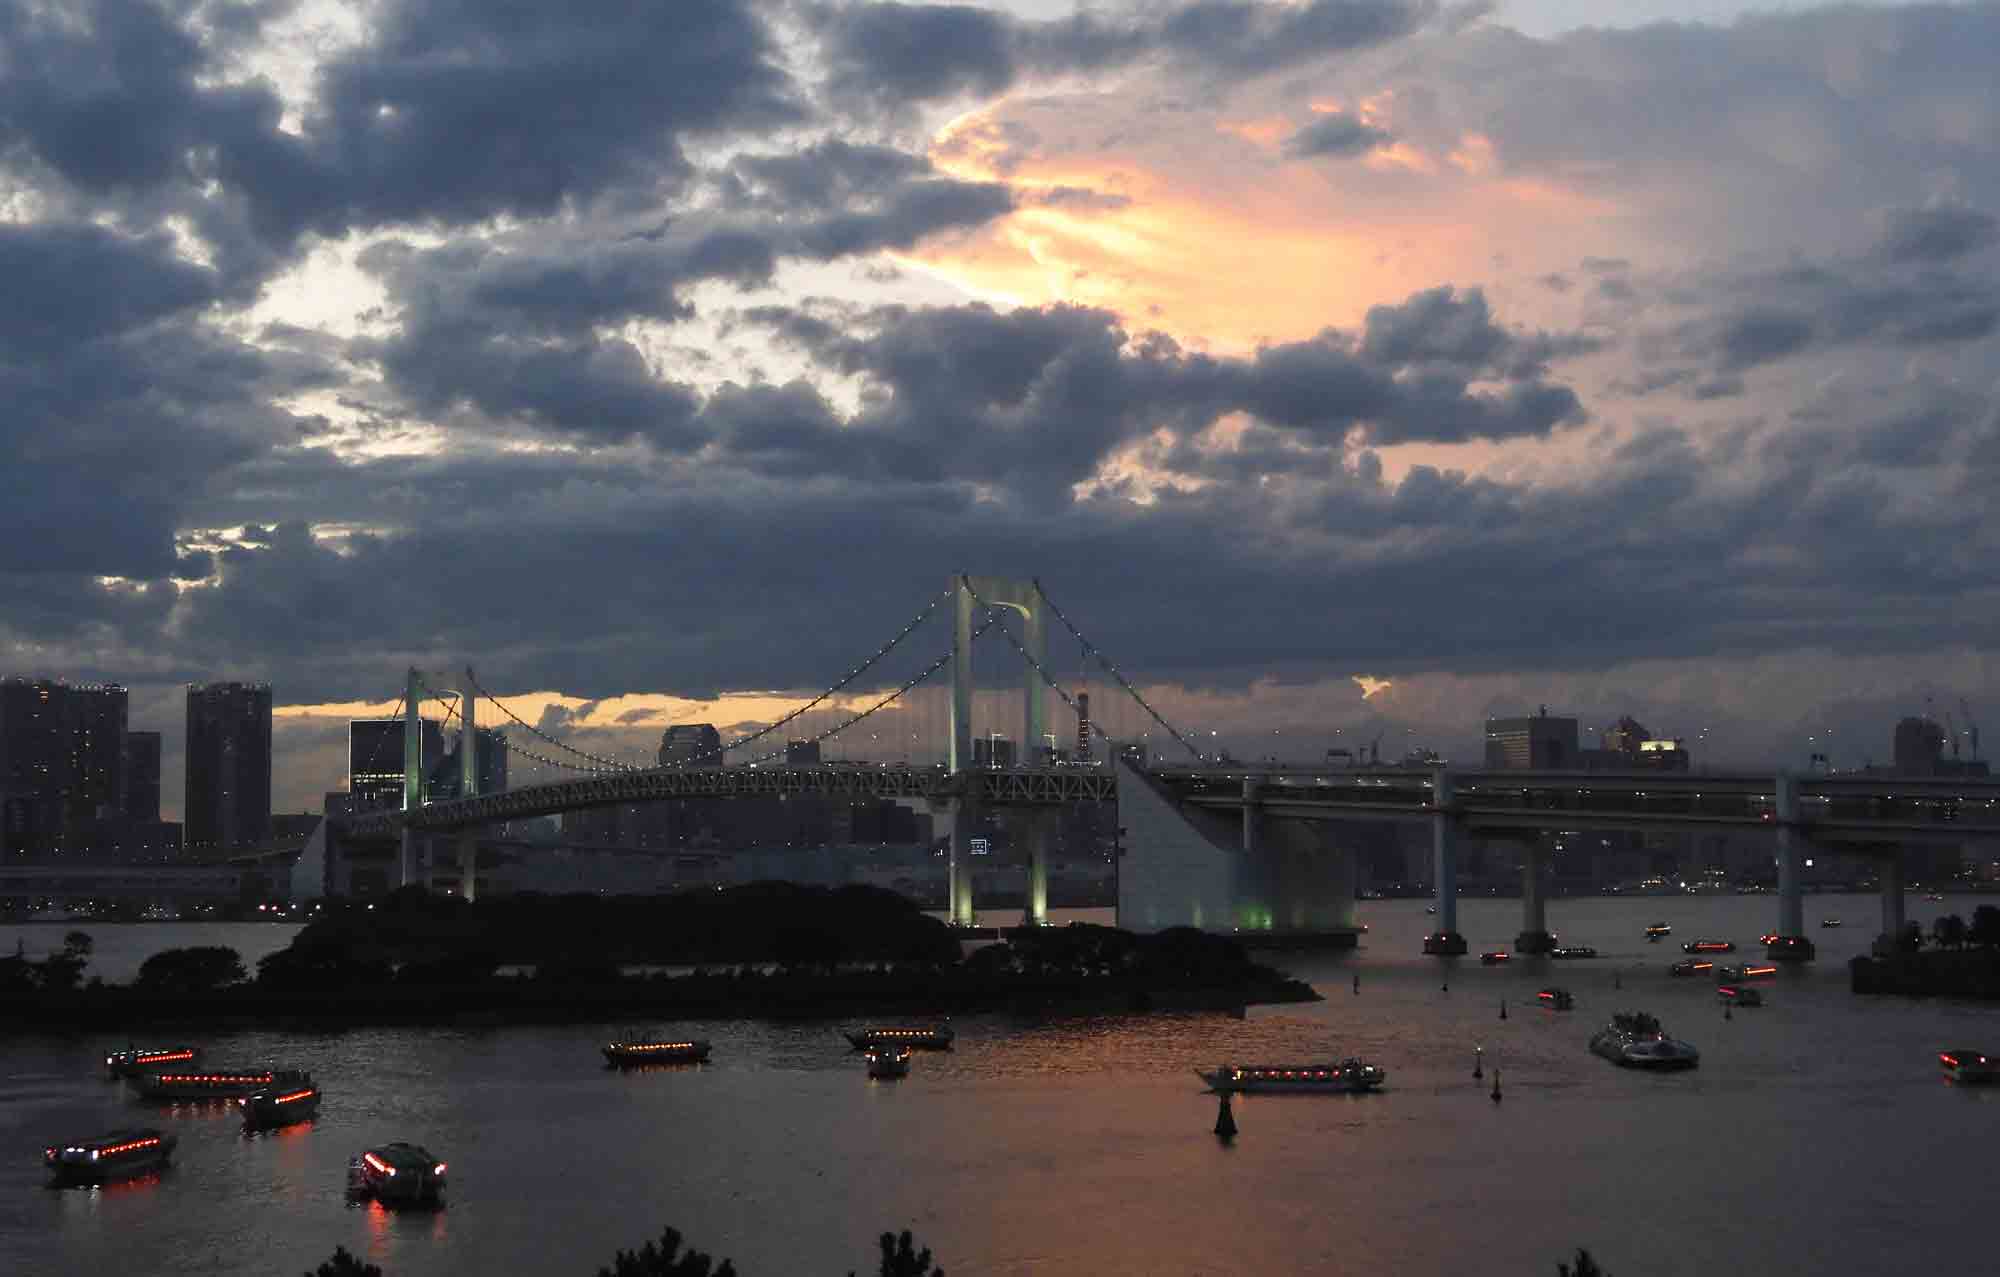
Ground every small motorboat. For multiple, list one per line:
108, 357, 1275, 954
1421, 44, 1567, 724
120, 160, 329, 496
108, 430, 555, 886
1424, 905, 1438, 915
1550, 946, 1598, 960
349, 1143, 447, 1207
1644, 923, 1672, 941
1682, 939, 1735, 954
240, 1078, 321, 1129
44, 1129, 177, 1185
864, 1046, 912, 1079
1764, 934, 1816, 961
844, 1026, 953, 1051
1198, 1059, 1386, 1094
1716, 963, 1777, 982
1421, 932, 1467, 955
133, 1067, 305, 1102
602, 1038, 712, 1067
1669, 958, 1714, 977
1536, 987, 1574, 1010
103, 1047, 200, 1080
1939, 1049, 1999, 1084
1480, 950, 1511, 965
1820, 918, 1842, 929
1717, 985, 1763, 1007
1588, 1012, 1699, 1070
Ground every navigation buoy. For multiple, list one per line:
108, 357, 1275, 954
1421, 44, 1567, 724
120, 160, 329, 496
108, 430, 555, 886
1214, 1094, 1238, 1140
1490, 1068, 1502, 1103
1473, 1046, 1484, 1080
1499, 998, 1507, 1020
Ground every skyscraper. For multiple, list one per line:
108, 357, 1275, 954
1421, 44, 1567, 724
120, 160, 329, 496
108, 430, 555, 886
185, 682, 272, 853
0, 678, 69, 856
65, 683, 127, 831
122, 730, 162, 823
349, 717, 443, 810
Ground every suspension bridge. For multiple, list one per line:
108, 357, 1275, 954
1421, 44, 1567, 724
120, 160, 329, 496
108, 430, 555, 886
307, 574, 2000, 955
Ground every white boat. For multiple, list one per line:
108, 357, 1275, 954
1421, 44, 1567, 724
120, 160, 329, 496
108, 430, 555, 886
1939, 1049, 1999, 1084
1198, 1059, 1386, 1094
240, 1078, 321, 1128
865, 1046, 911, 1079
1588, 1013, 1699, 1070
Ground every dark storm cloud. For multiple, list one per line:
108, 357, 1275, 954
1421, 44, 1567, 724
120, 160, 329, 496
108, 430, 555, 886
1877, 205, 1999, 264
1282, 111, 1391, 158
0, 223, 219, 352
0, 0, 802, 271
813, 0, 1435, 110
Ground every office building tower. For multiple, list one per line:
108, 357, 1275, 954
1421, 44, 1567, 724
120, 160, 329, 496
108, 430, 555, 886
659, 724, 723, 767
427, 726, 509, 800
65, 683, 127, 828
1484, 707, 1579, 769
349, 717, 444, 810
123, 730, 162, 823
185, 681, 272, 852
0, 678, 69, 856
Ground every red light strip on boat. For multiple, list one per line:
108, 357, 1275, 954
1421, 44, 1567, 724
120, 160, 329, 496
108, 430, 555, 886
272, 1090, 316, 1104
363, 1153, 396, 1175
98, 1137, 161, 1156
156, 1073, 274, 1084
135, 1050, 195, 1065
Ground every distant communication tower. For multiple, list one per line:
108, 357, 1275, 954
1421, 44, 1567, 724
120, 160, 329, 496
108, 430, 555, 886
1075, 691, 1094, 764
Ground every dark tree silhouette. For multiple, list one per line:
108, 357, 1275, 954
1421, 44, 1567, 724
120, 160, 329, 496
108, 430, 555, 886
1932, 914, 1968, 950
854, 1230, 945, 1277
596, 1225, 737, 1277
62, 930, 94, 957
1971, 904, 2000, 949
137, 946, 247, 995
305, 1246, 382, 1276
1558, 1248, 1608, 1277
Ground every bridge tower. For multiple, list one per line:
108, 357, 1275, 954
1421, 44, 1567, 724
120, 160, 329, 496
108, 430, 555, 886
456, 665, 480, 902
949, 574, 1051, 927
401, 667, 425, 889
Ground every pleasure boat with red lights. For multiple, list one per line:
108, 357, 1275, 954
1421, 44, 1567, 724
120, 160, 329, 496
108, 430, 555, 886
1537, 987, 1575, 1010
349, 1143, 447, 1206
1479, 950, 1511, 965
1198, 1059, 1386, 1094
240, 1077, 321, 1128
1717, 984, 1762, 1006
133, 1066, 303, 1102
1682, 939, 1735, 954
1716, 963, 1777, 982
104, 1046, 200, 1079
1644, 923, 1672, 941
1670, 958, 1714, 977
865, 1045, 912, 1079
43, 1129, 177, 1185
1589, 1012, 1699, 1070
602, 1038, 712, 1067
845, 1025, 954, 1051
1550, 946, 1598, 959
1939, 1049, 1999, 1084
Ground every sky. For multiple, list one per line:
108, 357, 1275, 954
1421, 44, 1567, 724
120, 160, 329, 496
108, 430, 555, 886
4, 0, 1999, 819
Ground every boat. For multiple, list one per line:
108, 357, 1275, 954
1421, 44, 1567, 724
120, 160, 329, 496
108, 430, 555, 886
1422, 931, 1467, 955
133, 1067, 305, 1102
1424, 905, 1437, 915
239, 1078, 321, 1129
602, 1038, 712, 1067
1550, 946, 1598, 959
1644, 923, 1672, 941
103, 1046, 200, 1079
1480, 950, 1511, 965
1820, 918, 1842, 929
844, 1026, 954, 1051
1198, 1059, 1386, 1094
1682, 939, 1735, 954
349, 1143, 447, 1207
1588, 1012, 1700, 1070
1938, 1049, 1999, 1084
1764, 934, 1815, 961
1717, 985, 1763, 1007
1669, 958, 1714, 977
1715, 963, 1777, 982
1536, 987, 1574, 1010
1927, 893, 1946, 902
864, 1046, 912, 1079
43, 1129, 177, 1185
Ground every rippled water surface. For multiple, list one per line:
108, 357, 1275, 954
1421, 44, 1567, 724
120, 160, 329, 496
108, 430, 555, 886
4, 898, 1996, 1276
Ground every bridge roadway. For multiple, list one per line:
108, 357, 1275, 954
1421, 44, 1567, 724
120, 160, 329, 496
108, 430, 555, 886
332, 763, 2000, 950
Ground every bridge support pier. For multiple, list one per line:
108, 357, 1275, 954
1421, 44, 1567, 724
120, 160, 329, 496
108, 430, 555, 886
1878, 852, 1905, 947
1516, 840, 1555, 953
399, 827, 418, 890
457, 830, 478, 902
1024, 811, 1051, 926
1766, 772, 1816, 960
1425, 768, 1466, 954
947, 799, 977, 927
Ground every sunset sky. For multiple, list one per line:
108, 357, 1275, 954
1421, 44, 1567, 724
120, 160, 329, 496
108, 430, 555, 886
4, 0, 1997, 817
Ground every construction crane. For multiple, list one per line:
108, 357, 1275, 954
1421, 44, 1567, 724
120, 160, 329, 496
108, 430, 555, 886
1961, 698, 1981, 763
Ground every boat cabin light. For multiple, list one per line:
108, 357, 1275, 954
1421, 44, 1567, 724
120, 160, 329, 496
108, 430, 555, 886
433, 1162, 447, 1175
363, 1153, 396, 1176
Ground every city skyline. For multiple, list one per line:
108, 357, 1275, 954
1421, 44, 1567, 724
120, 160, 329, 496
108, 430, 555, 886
5, 1, 1999, 819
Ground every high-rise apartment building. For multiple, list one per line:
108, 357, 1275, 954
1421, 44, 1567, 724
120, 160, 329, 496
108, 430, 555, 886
65, 683, 127, 829
1484, 708, 1579, 769
185, 681, 272, 852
